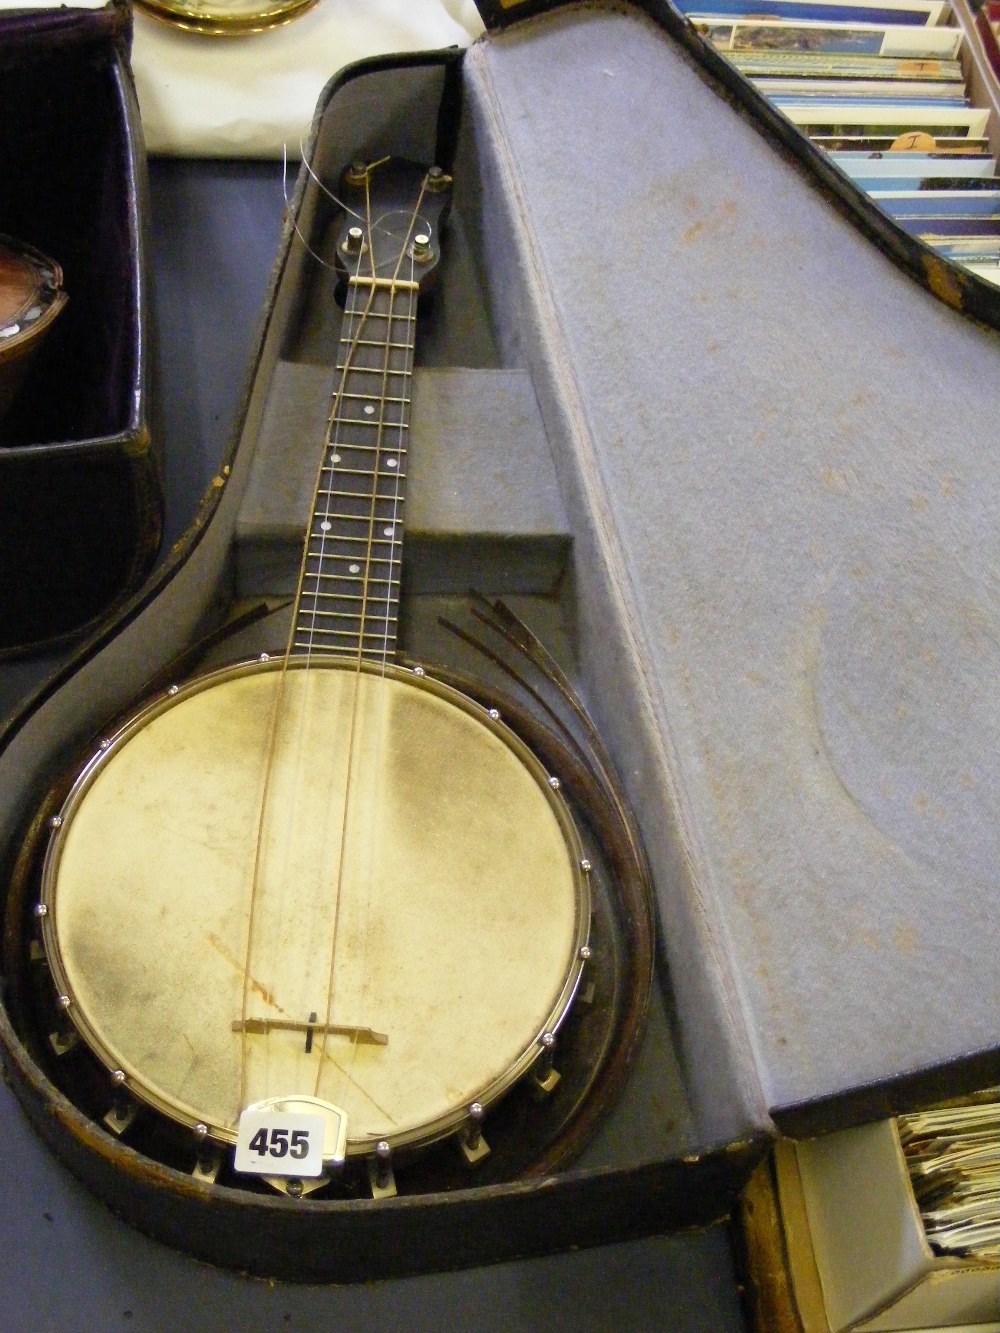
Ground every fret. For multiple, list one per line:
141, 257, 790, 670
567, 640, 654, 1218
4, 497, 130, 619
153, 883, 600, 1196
302, 584, 399, 600
298, 607, 399, 624
330, 417, 410, 431
293, 645, 398, 660
334, 368, 410, 382
307, 534, 402, 554
307, 521, 402, 533
334, 362, 412, 379
313, 486, 405, 503
295, 634, 397, 648
317, 461, 405, 474
342, 308, 416, 324
303, 550, 400, 566
340, 391, 409, 406
305, 533, 403, 549
293, 628, 399, 645
299, 610, 400, 628
303, 570, 395, 581
308, 511, 403, 528
305, 555, 400, 573
308, 509, 403, 524
315, 487, 405, 504
302, 583, 400, 598
299, 588, 398, 604
320, 446, 405, 461
316, 469, 407, 484
338, 338, 412, 353
315, 486, 405, 501
311, 488, 403, 506
307, 545, 402, 560
310, 514, 403, 531
304, 570, 402, 586
303, 571, 398, 588
309, 530, 403, 549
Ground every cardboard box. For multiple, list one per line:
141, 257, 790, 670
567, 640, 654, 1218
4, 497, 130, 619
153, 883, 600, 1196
768, 1125, 1000, 1331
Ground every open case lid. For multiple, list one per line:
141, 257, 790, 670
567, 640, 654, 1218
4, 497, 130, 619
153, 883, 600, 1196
464, 0, 1000, 1142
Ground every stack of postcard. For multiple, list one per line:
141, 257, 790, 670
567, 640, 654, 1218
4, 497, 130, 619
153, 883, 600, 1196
680, 0, 1000, 286
898, 1100, 1000, 1257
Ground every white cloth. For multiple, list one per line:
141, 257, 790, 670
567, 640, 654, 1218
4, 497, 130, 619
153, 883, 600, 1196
130, 0, 484, 158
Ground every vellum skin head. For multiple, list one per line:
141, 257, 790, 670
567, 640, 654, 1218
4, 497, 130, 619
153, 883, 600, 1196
45, 661, 585, 1152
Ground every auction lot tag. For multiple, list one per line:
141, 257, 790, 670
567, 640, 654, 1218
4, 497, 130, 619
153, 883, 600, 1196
234, 1110, 325, 1177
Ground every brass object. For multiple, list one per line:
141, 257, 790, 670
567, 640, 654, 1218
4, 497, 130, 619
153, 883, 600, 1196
133, 0, 319, 37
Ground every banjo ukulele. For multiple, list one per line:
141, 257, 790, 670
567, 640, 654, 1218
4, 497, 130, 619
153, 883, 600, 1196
33, 160, 593, 1198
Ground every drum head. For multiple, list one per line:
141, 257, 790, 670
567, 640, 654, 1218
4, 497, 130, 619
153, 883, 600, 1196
42, 659, 588, 1153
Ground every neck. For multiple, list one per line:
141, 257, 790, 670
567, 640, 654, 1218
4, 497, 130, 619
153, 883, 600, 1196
291, 273, 419, 663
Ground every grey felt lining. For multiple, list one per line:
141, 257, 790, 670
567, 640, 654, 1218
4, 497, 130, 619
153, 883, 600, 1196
235, 365, 570, 596
464, 4, 1000, 1134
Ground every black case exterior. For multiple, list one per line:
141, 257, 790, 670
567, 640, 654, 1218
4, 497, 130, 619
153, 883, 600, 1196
0, 3, 160, 658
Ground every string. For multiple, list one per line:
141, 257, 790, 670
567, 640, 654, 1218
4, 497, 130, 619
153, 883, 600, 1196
235, 157, 429, 1119
312, 172, 426, 1099
237, 175, 380, 1113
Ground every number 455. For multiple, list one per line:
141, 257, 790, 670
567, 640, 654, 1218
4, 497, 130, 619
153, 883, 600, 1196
247, 1126, 310, 1160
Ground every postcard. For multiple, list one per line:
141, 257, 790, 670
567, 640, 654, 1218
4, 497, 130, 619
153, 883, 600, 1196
681, 0, 948, 26
755, 78, 967, 98
784, 105, 992, 136
828, 151, 998, 177
931, 236, 1000, 256
729, 52, 964, 79
856, 175, 1000, 191
814, 134, 991, 150
872, 188, 1000, 214
902, 214, 1000, 236
694, 18, 964, 56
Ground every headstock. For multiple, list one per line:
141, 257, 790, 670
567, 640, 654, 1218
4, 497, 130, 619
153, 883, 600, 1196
334, 158, 452, 296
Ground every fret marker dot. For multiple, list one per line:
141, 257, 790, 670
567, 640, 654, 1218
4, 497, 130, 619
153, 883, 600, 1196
383, 526, 395, 537
364, 404, 375, 416
349, 563, 361, 574
320, 521, 331, 532
386, 458, 398, 468
331, 453, 341, 463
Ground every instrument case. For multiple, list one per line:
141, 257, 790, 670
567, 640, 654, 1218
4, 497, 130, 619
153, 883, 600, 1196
0, 1, 160, 658
2, 0, 1000, 1285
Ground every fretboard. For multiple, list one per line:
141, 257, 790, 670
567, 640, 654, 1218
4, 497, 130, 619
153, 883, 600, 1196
292, 276, 418, 661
